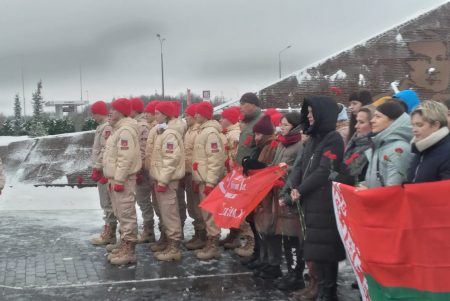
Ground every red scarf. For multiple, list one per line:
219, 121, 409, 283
278, 133, 301, 147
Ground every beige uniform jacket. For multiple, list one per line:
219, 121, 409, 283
184, 123, 200, 173
224, 123, 241, 164
103, 117, 142, 184
144, 121, 158, 171
0, 158, 5, 191
92, 121, 112, 170
135, 113, 150, 162
192, 120, 226, 186
149, 119, 186, 185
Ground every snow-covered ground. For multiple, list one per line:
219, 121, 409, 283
0, 136, 30, 146
0, 185, 101, 211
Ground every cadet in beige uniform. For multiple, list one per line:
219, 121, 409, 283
89, 100, 117, 246
103, 98, 142, 265
149, 101, 185, 261
130, 97, 155, 243
169, 101, 188, 231
217, 106, 244, 250
192, 101, 226, 260
182, 104, 207, 250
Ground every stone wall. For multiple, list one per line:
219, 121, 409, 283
259, 2, 450, 108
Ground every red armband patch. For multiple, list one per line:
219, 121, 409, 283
120, 139, 129, 150
166, 142, 174, 153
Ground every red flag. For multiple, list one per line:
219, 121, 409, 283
333, 180, 450, 301
199, 166, 285, 228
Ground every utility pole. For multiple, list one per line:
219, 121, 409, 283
157, 34, 166, 98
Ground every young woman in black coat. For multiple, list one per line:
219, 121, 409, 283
409, 100, 450, 183
290, 96, 345, 301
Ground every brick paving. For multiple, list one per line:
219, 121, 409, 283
0, 210, 360, 300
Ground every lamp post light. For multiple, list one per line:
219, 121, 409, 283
278, 45, 292, 79
157, 34, 166, 98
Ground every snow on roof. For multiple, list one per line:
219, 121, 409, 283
260, 0, 449, 90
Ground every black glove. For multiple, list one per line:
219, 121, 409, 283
241, 156, 267, 176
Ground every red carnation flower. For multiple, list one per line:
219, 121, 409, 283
395, 148, 404, 154
244, 135, 252, 145
222, 128, 228, 134
384, 155, 390, 161
271, 140, 279, 149
192, 162, 199, 171
323, 150, 337, 160
345, 153, 360, 166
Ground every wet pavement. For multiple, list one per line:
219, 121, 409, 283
0, 209, 361, 301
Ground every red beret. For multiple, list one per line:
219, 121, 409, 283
112, 98, 131, 117
185, 103, 198, 118
90, 100, 109, 116
155, 101, 176, 118
196, 101, 213, 120
144, 101, 160, 114
221, 106, 241, 124
130, 97, 144, 113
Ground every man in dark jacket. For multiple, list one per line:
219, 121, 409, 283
290, 96, 345, 301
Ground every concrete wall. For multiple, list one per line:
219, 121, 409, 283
1, 132, 94, 185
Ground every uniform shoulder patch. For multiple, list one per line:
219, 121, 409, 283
120, 139, 129, 150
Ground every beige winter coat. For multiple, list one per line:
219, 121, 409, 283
92, 121, 112, 169
144, 121, 158, 171
149, 119, 186, 185
223, 123, 240, 164
103, 117, 142, 184
135, 113, 150, 162
0, 158, 5, 191
184, 123, 200, 173
192, 120, 226, 186
172, 117, 187, 136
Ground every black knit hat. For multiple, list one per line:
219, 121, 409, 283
253, 115, 274, 135
376, 100, 405, 120
239, 92, 260, 107
349, 90, 372, 106
283, 112, 302, 128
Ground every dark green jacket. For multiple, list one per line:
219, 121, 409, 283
235, 107, 262, 165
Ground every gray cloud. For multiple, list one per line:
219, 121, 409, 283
0, 0, 447, 115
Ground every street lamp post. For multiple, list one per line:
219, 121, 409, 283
278, 45, 292, 79
157, 34, 166, 98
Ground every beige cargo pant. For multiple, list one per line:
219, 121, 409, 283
98, 182, 117, 224
155, 181, 182, 241
199, 183, 220, 237
183, 173, 205, 231
135, 172, 155, 226
110, 177, 138, 242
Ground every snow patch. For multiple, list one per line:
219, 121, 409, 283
329, 69, 347, 81
358, 74, 366, 86
395, 33, 403, 43
295, 70, 313, 83
0, 136, 30, 146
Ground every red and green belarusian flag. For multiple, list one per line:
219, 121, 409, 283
333, 180, 450, 301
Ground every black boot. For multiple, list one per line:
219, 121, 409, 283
315, 262, 339, 301
259, 264, 282, 279
276, 269, 305, 291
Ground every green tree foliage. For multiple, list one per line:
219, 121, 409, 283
13, 94, 22, 135
82, 118, 97, 131
32, 81, 44, 120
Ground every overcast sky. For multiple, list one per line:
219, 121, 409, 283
0, 0, 447, 116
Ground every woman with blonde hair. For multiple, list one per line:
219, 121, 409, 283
409, 100, 450, 183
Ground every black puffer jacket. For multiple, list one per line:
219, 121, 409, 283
290, 96, 346, 262
408, 127, 450, 183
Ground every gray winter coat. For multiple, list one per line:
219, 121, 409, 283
273, 130, 304, 237
363, 113, 413, 188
